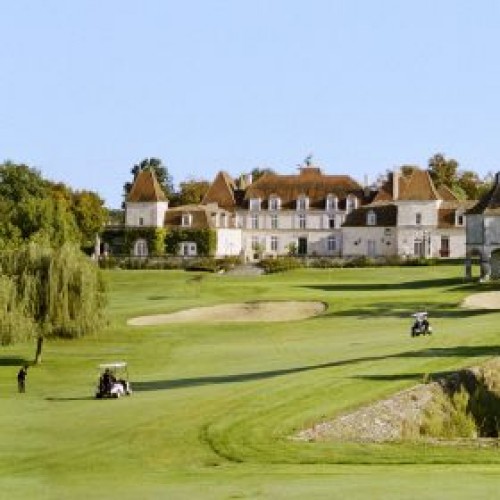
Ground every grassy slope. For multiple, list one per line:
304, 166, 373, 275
1, 265, 500, 499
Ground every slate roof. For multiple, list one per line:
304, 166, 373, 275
343, 205, 398, 227
127, 169, 167, 202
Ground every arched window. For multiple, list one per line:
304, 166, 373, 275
134, 239, 148, 257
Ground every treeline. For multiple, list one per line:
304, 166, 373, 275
0, 161, 107, 252
0, 161, 107, 362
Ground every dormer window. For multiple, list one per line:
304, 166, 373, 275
181, 213, 192, 227
326, 194, 338, 211
269, 196, 281, 211
456, 210, 465, 226
249, 198, 261, 211
367, 210, 377, 226
297, 195, 309, 211
346, 195, 358, 213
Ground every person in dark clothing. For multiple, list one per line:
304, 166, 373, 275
17, 365, 28, 393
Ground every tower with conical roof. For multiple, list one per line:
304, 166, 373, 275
125, 168, 169, 227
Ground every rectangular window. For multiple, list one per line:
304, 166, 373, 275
271, 214, 278, 229
270, 236, 278, 251
297, 197, 308, 211
269, 197, 280, 211
298, 214, 306, 229
181, 213, 192, 227
327, 236, 337, 252
139, 217, 144, 226
416, 213, 422, 225
440, 235, 450, 257
251, 236, 260, 250
251, 214, 259, 229
249, 198, 261, 211
329, 216, 336, 229
414, 239, 424, 257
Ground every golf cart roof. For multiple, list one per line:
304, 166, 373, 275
411, 311, 428, 317
99, 362, 127, 370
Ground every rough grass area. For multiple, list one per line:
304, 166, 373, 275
2, 266, 500, 499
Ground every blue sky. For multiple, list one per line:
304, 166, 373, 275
2, 0, 500, 207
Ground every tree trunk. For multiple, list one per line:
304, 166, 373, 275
34, 336, 44, 364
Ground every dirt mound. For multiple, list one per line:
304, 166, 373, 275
128, 301, 326, 326
295, 359, 500, 443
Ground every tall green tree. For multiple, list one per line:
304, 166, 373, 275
176, 178, 210, 205
427, 153, 459, 188
72, 190, 107, 247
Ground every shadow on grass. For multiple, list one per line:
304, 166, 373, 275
46, 396, 95, 402
303, 277, 465, 292
0, 356, 30, 367
322, 303, 497, 319
134, 345, 500, 392
351, 370, 457, 383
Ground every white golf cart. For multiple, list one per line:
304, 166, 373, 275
95, 362, 132, 399
411, 312, 432, 337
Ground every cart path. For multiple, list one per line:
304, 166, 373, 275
127, 301, 326, 326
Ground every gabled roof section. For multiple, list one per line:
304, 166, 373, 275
243, 166, 363, 209
373, 168, 440, 202
127, 169, 167, 202
399, 169, 440, 200
202, 171, 237, 210
467, 179, 500, 215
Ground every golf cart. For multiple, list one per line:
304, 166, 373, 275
411, 312, 432, 337
95, 362, 132, 399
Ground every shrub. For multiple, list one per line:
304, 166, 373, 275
258, 257, 303, 274
420, 386, 477, 439
309, 257, 345, 269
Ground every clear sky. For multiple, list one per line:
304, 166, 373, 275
2, 0, 499, 208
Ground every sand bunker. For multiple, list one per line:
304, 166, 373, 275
128, 301, 326, 326
462, 292, 500, 310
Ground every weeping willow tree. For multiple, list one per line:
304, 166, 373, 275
0, 242, 106, 363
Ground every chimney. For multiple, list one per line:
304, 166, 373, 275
363, 174, 371, 198
392, 168, 400, 200
246, 173, 253, 185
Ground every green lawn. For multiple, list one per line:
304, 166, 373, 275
1, 265, 500, 499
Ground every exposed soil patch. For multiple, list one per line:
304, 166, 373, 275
462, 291, 500, 310
295, 359, 500, 444
127, 301, 326, 326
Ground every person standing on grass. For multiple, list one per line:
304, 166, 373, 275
17, 365, 28, 393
